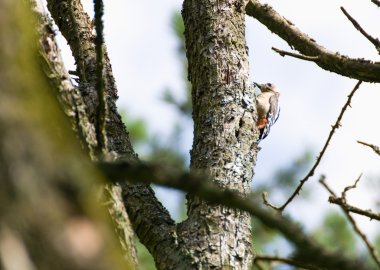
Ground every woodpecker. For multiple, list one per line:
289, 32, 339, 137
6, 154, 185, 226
253, 82, 280, 142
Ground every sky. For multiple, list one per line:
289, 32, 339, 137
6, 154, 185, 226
53, 0, 380, 247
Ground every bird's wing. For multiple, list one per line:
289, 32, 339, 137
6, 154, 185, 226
268, 93, 280, 124
259, 93, 280, 141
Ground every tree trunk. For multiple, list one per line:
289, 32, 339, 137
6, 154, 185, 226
179, 0, 259, 268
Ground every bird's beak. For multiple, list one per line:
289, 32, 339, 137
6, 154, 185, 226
253, 82, 261, 89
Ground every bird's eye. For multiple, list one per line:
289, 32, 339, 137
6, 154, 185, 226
267, 83, 272, 87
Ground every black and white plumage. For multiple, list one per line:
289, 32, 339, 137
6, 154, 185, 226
253, 82, 280, 142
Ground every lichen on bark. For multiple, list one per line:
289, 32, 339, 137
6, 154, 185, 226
180, 0, 259, 268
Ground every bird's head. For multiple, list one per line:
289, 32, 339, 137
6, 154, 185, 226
253, 82, 278, 93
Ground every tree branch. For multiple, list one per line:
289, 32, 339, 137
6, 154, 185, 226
371, 0, 380, 8
93, 0, 108, 153
357, 140, 380, 156
45, 1, 192, 269
329, 197, 380, 221
0, 1, 132, 268
340, 7, 380, 54
264, 81, 362, 212
99, 160, 375, 270
254, 255, 321, 270
245, 0, 380, 82
272, 47, 319, 61
320, 178, 380, 268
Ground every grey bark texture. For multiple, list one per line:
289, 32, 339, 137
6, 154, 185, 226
3, 1, 378, 269
179, 0, 259, 268
35, 4, 139, 267
0, 1, 132, 269
46, 1, 194, 269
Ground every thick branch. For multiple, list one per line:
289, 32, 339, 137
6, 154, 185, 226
253, 255, 321, 270
46, 1, 191, 269
371, 0, 380, 8
246, 1, 380, 82
99, 160, 374, 270
93, 0, 107, 153
0, 1, 130, 268
37, 10, 98, 156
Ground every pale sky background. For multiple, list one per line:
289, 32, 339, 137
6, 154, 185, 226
52, 0, 380, 250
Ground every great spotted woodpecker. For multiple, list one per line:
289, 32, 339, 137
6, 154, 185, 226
253, 82, 280, 142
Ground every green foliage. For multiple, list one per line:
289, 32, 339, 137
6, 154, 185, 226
313, 210, 357, 255
119, 109, 149, 149
171, 13, 185, 54
252, 218, 280, 253
118, 12, 190, 270
272, 150, 313, 193
163, 13, 192, 118
136, 238, 156, 270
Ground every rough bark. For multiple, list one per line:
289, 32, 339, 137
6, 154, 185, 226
180, 0, 258, 268
33, 5, 139, 267
0, 1, 131, 269
46, 1, 193, 269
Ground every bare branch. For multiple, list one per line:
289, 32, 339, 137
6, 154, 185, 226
245, 1, 380, 82
340, 7, 380, 54
93, 0, 107, 153
320, 178, 380, 267
46, 2, 193, 268
272, 47, 319, 61
329, 197, 380, 221
252, 261, 266, 270
341, 173, 362, 200
254, 255, 321, 270
322, 173, 380, 220
357, 140, 380, 156
318, 175, 335, 195
99, 160, 374, 270
371, 0, 380, 8
265, 81, 362, 212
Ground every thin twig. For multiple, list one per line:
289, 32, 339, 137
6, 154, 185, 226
246, 0, 380, 82
265, 81, 362, 212
340, 7, 380, 54
262, 192, 279, 210
94, 0, 107, 153
357, 140, 380, 156
371, 0, 380, 8
320, 178, 380, 267
341, 173, 362, 200
272, 47, 319, 61
254, 255, 321, 270
329, 197, 380, 221
318, 175, 335, 195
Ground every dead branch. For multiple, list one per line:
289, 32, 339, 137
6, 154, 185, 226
357, 140, 380, 156
99, 160, 374, 270
246, 0, 380, 82
329, 197, 380, 221
340, 7, 380, 54
320, 177, 380, 267
263, 81, 362, 212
